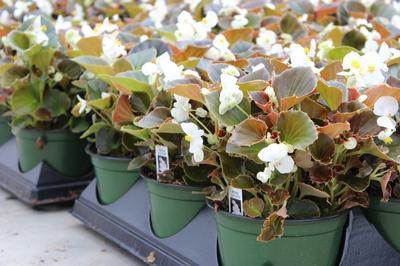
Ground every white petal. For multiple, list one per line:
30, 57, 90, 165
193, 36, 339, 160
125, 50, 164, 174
193, 150, 204, 163
344, 137, 357, 150
374, 96, 399, 117
257, 143, 289, 163
377, 116, 397, 130
256, 166, 272, 183
181, 122, 199, 136
274, 155, 294, 174
141, 62, 159, 76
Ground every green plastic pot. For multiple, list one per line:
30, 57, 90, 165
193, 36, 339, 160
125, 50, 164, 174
213, 207, 348, 266
0, 116, 12, 145
364, 195, 400, 252
87, 147, 140, 205
15, 128, 92, 177
143, 175, 206, 238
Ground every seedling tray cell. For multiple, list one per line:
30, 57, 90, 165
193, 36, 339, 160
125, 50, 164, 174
0, 138, 93, 206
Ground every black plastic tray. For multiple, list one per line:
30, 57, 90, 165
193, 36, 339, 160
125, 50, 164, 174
72, 178, 400, 266
0, 138, 93, 206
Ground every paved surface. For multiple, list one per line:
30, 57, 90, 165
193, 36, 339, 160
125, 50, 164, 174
0, 189, 145, 266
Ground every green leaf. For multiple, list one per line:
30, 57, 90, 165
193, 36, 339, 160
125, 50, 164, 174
126, 48, 157, 70
370, 1, 397, 20
278, 111, 318, 150
280, 13, 308, 40
358, 137, 398, 163
298, 183, 330, 199
342, 30, 366, 50
325, 46, 360, 62
43, 90, 70, 117
95, 126, 119, 154
228, 118, 267, 146
168, 83, 204, 103
309, 133, 335, 163
120, 125, 151, 141
231, 175, 254, 189
225, 141, 267, 163
32, 48, 54, 72
10, 81, 39, 116
337, 167, 370, 192
76, 36, 103, 56
135, 107, 170, 128
128, 154, 152, 170
243, 197, 265, 218
316, 80, 343, 111
272, 66, 317, 103
204, 90, 250, 127
80, 122, 108, 139
69, 117, 90, 133
337, 0, 366, 25
182, 164, 213, 185
219, 153, 245, 179
2, 65, 29, 87
256, 212, 284, 242
287, 198, 320, 219
99, 71, 153, 97
73, 56, 115, 75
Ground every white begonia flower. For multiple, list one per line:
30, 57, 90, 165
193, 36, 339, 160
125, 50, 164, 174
33, 0, 53, 16
362, 39, 379, 53
72, 4, 84, 21
195, 107, 208, 118
231, 14, 248, 29
77, 95, 89, 114
342, 51, 362, 75
183, 69, 201, 79
265, 86, 278, 106
101, 35, 127, 64
141, 52, 184, 83
374, 96, 399, 143
221, 65, 240, 77
392, 15, 400, 29
148, 0, 167, 28
256, 143, 295, 182
171, 95, 192, 122
29, 16, 49, 46
257, 166, 273, 183
55, 15, 72, 33
181, 122, 205, 163
317, 39, 334, 60
287, 43, 315, 68
0, 10, 10, 25
175, 10, 217, 41
14, 1, 31, 18
219, 73, 243, 115
360, 51, 388, 87
344, 137, 357, 150
94, 17, 118, 35
256, 28, 277, 51
65, 29, 82, 47
205, 34, 236, 61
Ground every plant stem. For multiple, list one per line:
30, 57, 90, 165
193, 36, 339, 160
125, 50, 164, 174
189, 113, 213, 135
235, 103, 250, 118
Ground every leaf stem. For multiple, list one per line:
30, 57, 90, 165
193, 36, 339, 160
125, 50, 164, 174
189, 112, 213, 135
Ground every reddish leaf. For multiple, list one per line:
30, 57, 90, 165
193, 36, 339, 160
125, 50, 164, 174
363, 85, 400, 108
380, 170, 396, 203
256, 212, 284, 242
112, 95, 134, 126
318, 122, 351, 138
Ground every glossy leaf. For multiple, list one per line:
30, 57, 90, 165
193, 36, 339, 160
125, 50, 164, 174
244, 197, 265, 218
229, 118, 267, 147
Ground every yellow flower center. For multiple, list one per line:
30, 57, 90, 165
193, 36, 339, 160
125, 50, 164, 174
41, 25, 48, 32
351, 59, 361, 69
367, 65, 375, 73
264, 36, 270, 44
114, 39, 122, 46
384, 136, 393, 144
202, 18, 208, 24
184, 135, 192, 142
304, 47, 309, 54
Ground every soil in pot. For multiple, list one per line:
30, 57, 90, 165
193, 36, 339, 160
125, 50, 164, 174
142, 173, 206, 238
364, 195, 400, 252
212, 207, 348, 266
87, 146, 140, 205
0, 116, 12, 145
15, 128, 92, 177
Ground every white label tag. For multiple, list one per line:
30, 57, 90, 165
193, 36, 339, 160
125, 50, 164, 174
228, 187, 243, 216
155, 145, 169, 180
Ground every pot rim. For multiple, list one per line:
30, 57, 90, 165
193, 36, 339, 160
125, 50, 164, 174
206, 199, 348, 225
140, 169, 207, 191
369, 193, 400, 204
85, 144, 132, 162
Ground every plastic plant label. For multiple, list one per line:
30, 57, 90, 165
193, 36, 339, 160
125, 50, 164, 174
155, 145, 169, 180
228, 186, 243, 216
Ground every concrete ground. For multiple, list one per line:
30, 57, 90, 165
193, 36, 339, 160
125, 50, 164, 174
0, 188, 145, 266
